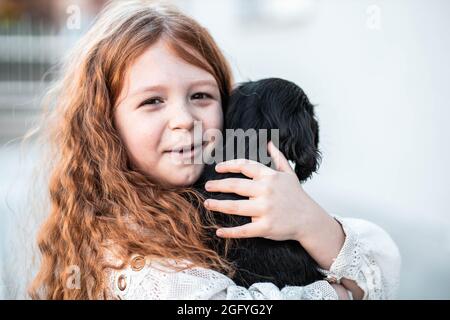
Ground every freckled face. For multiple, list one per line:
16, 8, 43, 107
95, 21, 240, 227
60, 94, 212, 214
114, 39, 223, 187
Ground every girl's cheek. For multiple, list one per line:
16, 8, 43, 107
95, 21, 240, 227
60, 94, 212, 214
126, 118, 162, 159
204, 103, 223, 130
142, 127, 163, 154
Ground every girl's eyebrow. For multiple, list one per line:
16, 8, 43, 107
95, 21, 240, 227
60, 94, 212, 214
131, 80, 218, 97
189, 79, 218, 88
131, 84, 166, 97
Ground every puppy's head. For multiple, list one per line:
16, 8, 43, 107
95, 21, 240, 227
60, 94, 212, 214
225, 78, 321, 182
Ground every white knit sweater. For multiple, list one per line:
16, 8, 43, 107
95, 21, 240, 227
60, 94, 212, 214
106, 216, 401, 300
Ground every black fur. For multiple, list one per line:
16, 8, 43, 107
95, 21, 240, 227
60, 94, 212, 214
194, 78, 324, 288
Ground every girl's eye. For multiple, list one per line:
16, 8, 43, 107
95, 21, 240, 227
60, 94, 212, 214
191, 92, 213, 100
139, 97, 164, 107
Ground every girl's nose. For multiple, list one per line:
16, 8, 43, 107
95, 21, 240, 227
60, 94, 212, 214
168, 103, 196, 131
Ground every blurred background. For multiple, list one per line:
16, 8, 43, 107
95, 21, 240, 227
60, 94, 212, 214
0, 0, 449, 299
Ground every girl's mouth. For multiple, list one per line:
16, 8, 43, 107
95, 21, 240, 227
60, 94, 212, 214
165, 141, 207, 161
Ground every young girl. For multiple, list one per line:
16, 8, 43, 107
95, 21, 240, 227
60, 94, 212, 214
29, 0, 400, 300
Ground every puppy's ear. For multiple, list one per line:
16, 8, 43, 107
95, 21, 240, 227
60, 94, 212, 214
280, 108, 321, 183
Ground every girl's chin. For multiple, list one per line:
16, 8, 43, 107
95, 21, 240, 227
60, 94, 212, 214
162, 164, 204, 187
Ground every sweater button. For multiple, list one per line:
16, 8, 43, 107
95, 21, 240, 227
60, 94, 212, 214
117, 274, 127, 291
131, 255, 146, 271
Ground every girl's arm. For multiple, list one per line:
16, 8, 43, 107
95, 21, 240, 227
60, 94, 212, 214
287, 197, 369, 299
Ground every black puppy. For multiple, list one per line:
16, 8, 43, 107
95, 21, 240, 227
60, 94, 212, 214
194, 78, 324, 288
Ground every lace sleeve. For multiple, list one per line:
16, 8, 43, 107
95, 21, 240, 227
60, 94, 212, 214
107, 257, 338, 300
318, 216, 401, 299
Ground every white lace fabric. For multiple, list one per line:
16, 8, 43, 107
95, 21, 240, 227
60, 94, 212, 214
106, 216, 401, 300
319, 216, 401, 299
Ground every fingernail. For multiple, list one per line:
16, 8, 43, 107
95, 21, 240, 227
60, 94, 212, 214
216, 229, 224, 237
205, 181, 211, 190
204, 199, 210, 207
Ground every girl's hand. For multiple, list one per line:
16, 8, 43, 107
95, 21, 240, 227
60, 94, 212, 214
331, 284, 351, 300
204, 141, 321, 242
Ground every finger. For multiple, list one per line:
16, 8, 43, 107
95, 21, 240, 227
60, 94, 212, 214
215, 158, 274, 179
268, 140, 294, 174
216, 222, 263, 239
204, 199, 258, 217
205, 178, 260, 198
